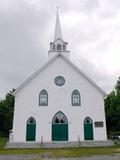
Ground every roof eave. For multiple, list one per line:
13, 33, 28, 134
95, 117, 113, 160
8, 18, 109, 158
13, 53, 60, 95
60, 53, 106, 96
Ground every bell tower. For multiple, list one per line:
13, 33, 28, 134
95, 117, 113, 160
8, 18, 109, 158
48, 9, 70, 58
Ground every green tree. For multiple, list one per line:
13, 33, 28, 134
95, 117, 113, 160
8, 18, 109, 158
0, 89, 15, 137
105, 77, 120, 136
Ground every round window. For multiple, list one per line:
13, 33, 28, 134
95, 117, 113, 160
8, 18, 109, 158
54, 76, 65, 86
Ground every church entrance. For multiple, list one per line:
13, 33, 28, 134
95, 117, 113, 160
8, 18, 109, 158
84, 117, 93, 140
52, 111, 68, 141
26, 117, 36, 141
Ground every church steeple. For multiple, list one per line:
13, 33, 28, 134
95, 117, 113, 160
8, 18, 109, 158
54, 8, 63, 41
48, 9, 70, 58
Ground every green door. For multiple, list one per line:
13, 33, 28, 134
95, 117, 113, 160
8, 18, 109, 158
52, 124, 68, 141
52, 111, 68, 141
84, 117, 93, 140
26, 117, 36, 141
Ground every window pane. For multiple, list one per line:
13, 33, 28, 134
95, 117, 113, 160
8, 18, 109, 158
39, 90, 48, 106
57, 44, 61, 50
63, 44, 66, 50
72, 90, 80, 106
28, 118, 36, 124
53, 112, 67, 124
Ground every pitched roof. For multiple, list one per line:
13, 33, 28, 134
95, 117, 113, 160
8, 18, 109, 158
52, 38, 68, 44
13, 53, 106, 96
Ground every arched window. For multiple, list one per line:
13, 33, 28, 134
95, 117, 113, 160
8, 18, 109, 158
63, 44, 66, 50
72, 89, 81, 106
57, 44, 61, 50
27, 117, 36, 124
84, 117, 93, 124
53, 44, 55, 50
39, 90, 48, 106
52, 111, 68, 124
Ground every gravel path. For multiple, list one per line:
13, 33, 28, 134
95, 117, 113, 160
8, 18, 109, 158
0, 154, 43, 160
59, 155, 120, 160
0, 154, 120, 160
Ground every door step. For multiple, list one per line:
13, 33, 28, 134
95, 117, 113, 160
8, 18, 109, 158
5, 140, 114, 148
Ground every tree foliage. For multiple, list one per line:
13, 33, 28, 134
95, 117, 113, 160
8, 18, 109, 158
105, 77, 120, 136
0, 89, 15, 137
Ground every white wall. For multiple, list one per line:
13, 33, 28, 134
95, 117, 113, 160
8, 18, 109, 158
12, 56, 107, 142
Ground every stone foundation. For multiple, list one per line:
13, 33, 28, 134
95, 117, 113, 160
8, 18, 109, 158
5, 140, 114, 148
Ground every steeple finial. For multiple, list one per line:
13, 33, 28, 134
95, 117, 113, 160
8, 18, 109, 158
54, 7, 63, 41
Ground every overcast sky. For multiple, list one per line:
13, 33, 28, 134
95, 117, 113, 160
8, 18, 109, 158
0, 0, 120, 98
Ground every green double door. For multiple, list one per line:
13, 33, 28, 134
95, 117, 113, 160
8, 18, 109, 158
84, 123, 93, 140
52, 124, 68, 141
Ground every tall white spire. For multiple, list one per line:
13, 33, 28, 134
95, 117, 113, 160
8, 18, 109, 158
48, 9, 70, 59
54, 8, 63, 41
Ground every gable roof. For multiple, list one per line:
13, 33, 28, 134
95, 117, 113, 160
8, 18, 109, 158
51, 38, 68, 44
13, 53, 106, 96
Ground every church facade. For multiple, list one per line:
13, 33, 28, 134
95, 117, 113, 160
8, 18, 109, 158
11, 11, 107, 143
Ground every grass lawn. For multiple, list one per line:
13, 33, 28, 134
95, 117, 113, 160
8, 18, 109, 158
0, 137, 120, 158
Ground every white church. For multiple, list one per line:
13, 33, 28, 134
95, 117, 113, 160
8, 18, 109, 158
9, 11, 107, 145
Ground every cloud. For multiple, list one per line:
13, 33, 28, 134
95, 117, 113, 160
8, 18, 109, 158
0, 0, 120, 98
